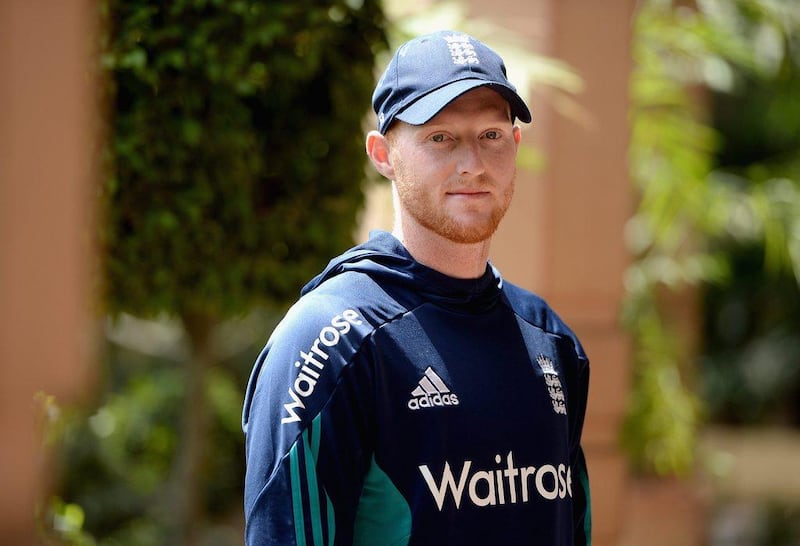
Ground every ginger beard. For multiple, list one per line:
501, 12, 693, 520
391, 150, 516, 245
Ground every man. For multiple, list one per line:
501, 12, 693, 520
243, 31, 591, 545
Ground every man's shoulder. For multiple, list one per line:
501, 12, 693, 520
274, 269, 406, 345
244, 272, 389, 431
500, 279, 559, 329
501, 280, 588, 362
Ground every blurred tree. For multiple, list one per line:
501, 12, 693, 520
624, 0, 800, 475
703, 0, 800, 427
46, 1, 387, 545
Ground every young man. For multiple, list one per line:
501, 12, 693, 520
243, 31, 591, 545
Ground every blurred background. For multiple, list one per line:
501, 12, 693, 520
1, 0, 798, 545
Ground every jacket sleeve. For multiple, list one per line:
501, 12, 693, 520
242, 297, 375, 546
570, 357, 592, 546
572, 445, 592, 546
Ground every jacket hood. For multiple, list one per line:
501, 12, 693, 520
302, 231, 503, 311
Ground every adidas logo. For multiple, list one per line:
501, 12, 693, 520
407, 367, 460, 411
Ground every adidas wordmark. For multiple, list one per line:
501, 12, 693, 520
408, 367, 460, 410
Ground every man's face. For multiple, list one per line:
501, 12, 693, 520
386, 87, 521, 245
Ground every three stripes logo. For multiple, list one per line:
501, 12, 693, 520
407, 367, 460, 411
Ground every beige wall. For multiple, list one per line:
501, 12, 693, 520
0, 2, 98, 544
485, 3, 636, 545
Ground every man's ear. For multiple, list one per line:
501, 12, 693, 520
366, 130, 395, 180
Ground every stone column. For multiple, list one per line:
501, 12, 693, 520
0, 2, 99, 544
468, 1, 636, 545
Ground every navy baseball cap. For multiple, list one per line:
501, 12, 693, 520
372, 31, 532, 134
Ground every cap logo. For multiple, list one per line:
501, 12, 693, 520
444, 34, 479, 66
371, 31, 532, 133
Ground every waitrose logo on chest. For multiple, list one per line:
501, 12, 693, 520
419, 451, 573, 510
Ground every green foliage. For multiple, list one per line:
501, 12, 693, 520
703, 287, 800, 425
44, 314, 275, 546
624, 0, 800, 475
622, 302, 704, 475
703, 8, 800, 426
101, 0, 387, 318
49, 352, 185, 545
45, 497, 96, 546
47, 1, 388, 544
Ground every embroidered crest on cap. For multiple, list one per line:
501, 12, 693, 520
444, 34, 479, 66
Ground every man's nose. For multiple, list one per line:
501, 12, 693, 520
457, 141, 486, 177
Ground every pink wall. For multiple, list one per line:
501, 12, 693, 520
0, 2, 99, 543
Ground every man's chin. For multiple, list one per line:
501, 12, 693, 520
410, 207, 506, 245
436, 222, 500, 245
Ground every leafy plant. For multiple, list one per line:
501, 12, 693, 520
624, 0, 800, 475
48, 1, 387, 544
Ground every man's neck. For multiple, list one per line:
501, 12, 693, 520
392, 223, 491, 279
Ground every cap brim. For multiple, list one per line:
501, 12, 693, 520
395, 79, 532, 127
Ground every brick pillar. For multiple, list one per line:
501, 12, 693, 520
469, 1, 636, 545
0, 2, 99, 544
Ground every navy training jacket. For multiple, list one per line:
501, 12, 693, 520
242, 231, 591, 545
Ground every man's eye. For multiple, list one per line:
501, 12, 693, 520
485, 131, 500, 140
431, 134, 446, 143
